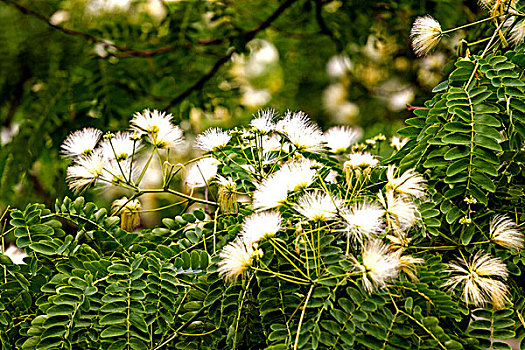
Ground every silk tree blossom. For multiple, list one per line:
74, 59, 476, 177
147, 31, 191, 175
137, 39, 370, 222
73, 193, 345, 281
185, 157, 219, 189
66, 150, 107, 193
489, 214, 524, 250
293, 190, 343, 221
130, 109, 184, 149
61, 127, 102, 158
410, 15, 443, 57
349, 239, 400, 293
341, 201, 385, 242
390, 136, 409, 151
102, 158, 137, 185
218, 238, 257, 281
397, 252, 425, 281
378, 190, 418, 232
442, 251, 510, 309
276, 111, 324, 153
509, 19, 525, 46
323, 126, 362, 153
216, 175, 238, 214
241, 211, 283, 246
386, 165, 427, 199
99, 131, 137, 160
262, 134, 282, 153
252, 171, 291, 210
3, 245, 27, 265
251, 109, 276, 134
344, 152, 379, 170
251, 159, 318, 210
280, 158, 319, 192
195, 127, 231, 152
111, 197, 141, 231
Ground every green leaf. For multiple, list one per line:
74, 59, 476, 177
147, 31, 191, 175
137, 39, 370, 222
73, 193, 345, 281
474, 114, 500, 127
442, 133, 471, 145
100, 326, 127, 338
446, 159, 470, 176
471, 172, 496, 192
28, 242, 56, 256
444, 147, 469, 160
474, 135, 502, 151
108, 263, 131, 275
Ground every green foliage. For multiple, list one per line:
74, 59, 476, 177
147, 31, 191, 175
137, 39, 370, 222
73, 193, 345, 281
0, 0, 474, 207
1, 198, 215, 349
2, 2, 525, 350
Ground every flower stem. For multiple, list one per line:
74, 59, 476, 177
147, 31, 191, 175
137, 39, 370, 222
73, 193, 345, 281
293, 285, 314, 350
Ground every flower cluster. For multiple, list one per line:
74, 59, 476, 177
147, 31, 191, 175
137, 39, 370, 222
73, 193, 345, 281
61, 107, 521, 310
62, 109, 184, 194
210, 110, 427, 289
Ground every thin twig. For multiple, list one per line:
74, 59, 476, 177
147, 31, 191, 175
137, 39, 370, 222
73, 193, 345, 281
163, 0, 299, 110
314, 0, 343, 52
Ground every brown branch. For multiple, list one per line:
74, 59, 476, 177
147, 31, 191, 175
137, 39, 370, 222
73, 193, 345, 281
3, 0, 299, 60
163, 51, 234, 111
314, 0, 343, 52
4, 0, 299, 110
406, 105, 429, 111
163, 0, 299, 111
2, 0, 102, 44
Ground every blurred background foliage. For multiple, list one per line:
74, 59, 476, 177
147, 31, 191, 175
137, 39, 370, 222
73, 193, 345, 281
0, 0, 482, 210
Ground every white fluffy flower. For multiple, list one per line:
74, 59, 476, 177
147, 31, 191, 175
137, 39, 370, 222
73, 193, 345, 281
241, 211, 283, 246
390, 136, 409, 151
443, 251, 509, 309
342, 201, 385, 242
185, 157, 219, 189
386, 165, 426, 199
218, 238, 256, 281
99, 131, 137, 160
344, 152, 379, 169
489, 214, 523, 250
251, 159, 318, 210
66, 150, 106, 193
195, 127, 231, 152
130, 109, 184, 149
252, 171, 291, 210
509, 19, 525, 46
61, 127, 102, 158
349, 239, 400, 293
323, 126, 362, 153
276, 111, 324, 153
397, 253, 425, 281
251, 109, 276, 134
2, 245, 27, 264
410, 15, 443, 57
378, 191, 418, 231
280, 158, 319, 192
326, 54, 352, 79
293, 191, 342, 221
261, 134, 282, 152
103, 158, 137, 185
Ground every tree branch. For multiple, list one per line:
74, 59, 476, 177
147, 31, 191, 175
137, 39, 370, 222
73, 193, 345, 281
1, 0, 102, 44
163, 51, 234, 111
313, 0, 343, 52
3, 0, 299, 110
163, 0, 299, 111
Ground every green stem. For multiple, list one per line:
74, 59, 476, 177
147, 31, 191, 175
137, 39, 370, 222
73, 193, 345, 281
136, 148, 157, 186
233, 274, 253, 350
293, 285, 314, 350
141, 188, 217, 206
268, 239, 310, 280
442, 16, 495, 34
